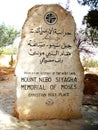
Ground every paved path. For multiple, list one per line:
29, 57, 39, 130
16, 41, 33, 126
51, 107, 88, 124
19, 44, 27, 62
0, 106, 98, 130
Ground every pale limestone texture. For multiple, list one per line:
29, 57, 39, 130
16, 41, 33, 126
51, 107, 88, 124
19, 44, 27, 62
15, 4, 84, 120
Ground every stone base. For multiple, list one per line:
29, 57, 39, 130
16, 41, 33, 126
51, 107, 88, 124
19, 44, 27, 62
14, 102, 82, 120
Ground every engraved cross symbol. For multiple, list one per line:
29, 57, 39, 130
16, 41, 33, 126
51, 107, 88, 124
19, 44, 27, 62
45, 12, 57, 24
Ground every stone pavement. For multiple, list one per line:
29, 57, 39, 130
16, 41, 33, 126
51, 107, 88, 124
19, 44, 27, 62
0, 105, 98, 130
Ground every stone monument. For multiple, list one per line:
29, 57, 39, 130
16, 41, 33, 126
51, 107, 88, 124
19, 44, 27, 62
14, 4, 84, 120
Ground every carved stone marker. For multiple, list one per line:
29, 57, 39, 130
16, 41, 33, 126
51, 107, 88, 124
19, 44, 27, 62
14, 4, 84, 120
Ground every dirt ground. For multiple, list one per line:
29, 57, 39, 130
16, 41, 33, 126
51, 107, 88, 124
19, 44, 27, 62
0, 67, 98, 130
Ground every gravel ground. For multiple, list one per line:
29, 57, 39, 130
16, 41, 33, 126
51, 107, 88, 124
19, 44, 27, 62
0, 74, 98, 130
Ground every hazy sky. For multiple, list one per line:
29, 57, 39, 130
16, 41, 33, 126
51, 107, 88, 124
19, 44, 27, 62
0, 0, 89, 30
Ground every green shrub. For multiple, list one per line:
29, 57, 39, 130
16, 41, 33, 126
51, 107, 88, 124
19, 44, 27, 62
82, 57, 98, 67
1, 47, 18, 55
0, 49, 3, 55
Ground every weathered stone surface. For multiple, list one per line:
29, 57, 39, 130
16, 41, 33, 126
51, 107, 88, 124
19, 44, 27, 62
14, 4, 84, 120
